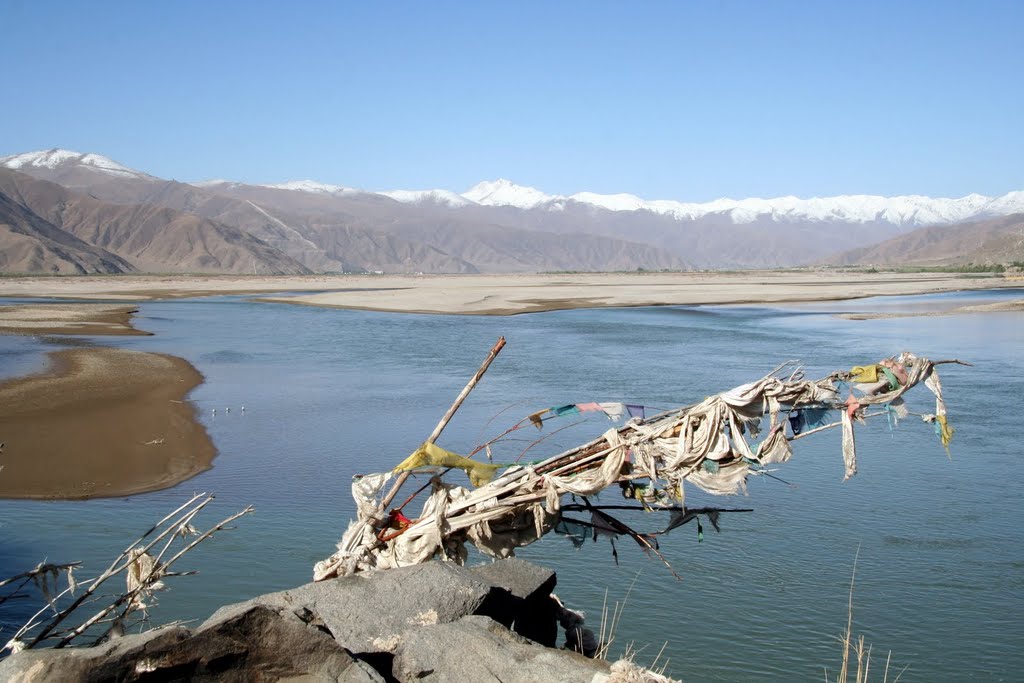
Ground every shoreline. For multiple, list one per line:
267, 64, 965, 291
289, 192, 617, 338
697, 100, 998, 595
0, 271, 1019, 316
0, 347, 215, 500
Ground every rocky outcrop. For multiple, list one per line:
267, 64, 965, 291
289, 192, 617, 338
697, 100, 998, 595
0, 560, 622, 683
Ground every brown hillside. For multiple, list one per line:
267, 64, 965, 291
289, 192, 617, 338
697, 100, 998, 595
0, 169, 310, 275
0, 188, 135, 274
823, 214, 1024, 266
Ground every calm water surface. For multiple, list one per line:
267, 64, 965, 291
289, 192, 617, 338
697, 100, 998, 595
1, 289, 1022, 681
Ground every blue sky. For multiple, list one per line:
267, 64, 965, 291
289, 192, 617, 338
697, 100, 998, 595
3, 1, 1021, 201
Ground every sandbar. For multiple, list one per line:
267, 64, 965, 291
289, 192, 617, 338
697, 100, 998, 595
0, 347, 215, 500
0, 303, 149, 336
255, 271, 1020, 315
0, 271, 1018, 315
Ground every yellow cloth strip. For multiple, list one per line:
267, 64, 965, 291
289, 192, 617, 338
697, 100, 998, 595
849, 364, 881, 383
936, 414, 954, 450
393, 442, 502, 487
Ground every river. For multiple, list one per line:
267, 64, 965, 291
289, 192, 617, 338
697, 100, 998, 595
1, 288, 1022, 681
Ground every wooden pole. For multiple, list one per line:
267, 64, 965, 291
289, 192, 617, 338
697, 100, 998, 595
377, 336, 506, 512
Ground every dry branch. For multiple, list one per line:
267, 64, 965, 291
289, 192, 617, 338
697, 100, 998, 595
3, 493, 252, 653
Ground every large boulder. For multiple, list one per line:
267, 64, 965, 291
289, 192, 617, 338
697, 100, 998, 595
204, 560, 501, 655
0, 604, 382, 682
0, 559, 619, 682
392, 614, 609, 683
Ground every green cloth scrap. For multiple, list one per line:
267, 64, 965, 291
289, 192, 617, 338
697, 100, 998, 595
879, 366, 900, 391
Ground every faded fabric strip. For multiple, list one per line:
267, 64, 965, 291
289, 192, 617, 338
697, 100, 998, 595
841, 409, 857, 480
598, 402, 626, 421
626, 404, 645, 420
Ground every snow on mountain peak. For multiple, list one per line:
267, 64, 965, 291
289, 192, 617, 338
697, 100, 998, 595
262, 180, 364, 196
380, 189, 474, 208
0, 148, 145, 178
462, 179, 556, 209
457, 179, 1024, 227
4, 148, 1020, 228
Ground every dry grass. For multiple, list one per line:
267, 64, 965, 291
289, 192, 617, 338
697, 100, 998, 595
596, 571, 680, 682
826, 548, 908, 683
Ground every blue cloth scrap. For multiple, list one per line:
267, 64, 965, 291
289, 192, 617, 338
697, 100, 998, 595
626, 404, 645, 419
802, 407, 832, 430
554, 404, 581, 417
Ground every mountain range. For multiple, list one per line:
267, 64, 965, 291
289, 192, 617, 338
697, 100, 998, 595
1, 148, 1022, 275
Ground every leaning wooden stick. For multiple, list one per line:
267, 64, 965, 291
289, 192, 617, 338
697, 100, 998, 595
377, 336, 506, 513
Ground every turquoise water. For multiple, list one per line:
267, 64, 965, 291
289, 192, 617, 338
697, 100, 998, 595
1, 289, 1022, 681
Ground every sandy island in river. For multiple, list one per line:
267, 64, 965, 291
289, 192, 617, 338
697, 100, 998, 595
0, 347, 214, 500
0, 302, 149, 336
0, 270, 1020, 315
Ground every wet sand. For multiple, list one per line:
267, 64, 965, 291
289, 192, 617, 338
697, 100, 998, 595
0, 347, 215, 500
0, 271, 1017, 315
0, 303, 149, 336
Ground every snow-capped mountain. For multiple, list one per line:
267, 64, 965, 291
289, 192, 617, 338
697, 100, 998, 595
461, 179, 554, 210
4, 149, 1021, 230
0, 149, 149, 179
456, 179, 1024, 227
4, 147, 1023, 273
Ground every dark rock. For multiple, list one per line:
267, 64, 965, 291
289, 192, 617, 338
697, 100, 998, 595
565, 626, 600, 659
470, 558, 557, 602
0, 605, 381, 682
391, 615, 610, 683
204, 561, 496, 656
471, 558, 559, 646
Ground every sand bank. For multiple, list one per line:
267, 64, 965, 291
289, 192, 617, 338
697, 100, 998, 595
0, 347, 215, 500
0, 271, 1015, 314
256, 271, 1019, 315
837, 298, 1024, 320
0, 303, 149, 336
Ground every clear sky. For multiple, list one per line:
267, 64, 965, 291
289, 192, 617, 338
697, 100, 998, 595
3, 1, 1021, 201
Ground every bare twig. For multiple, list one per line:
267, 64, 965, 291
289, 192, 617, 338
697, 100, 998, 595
6, 494, 252, 652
